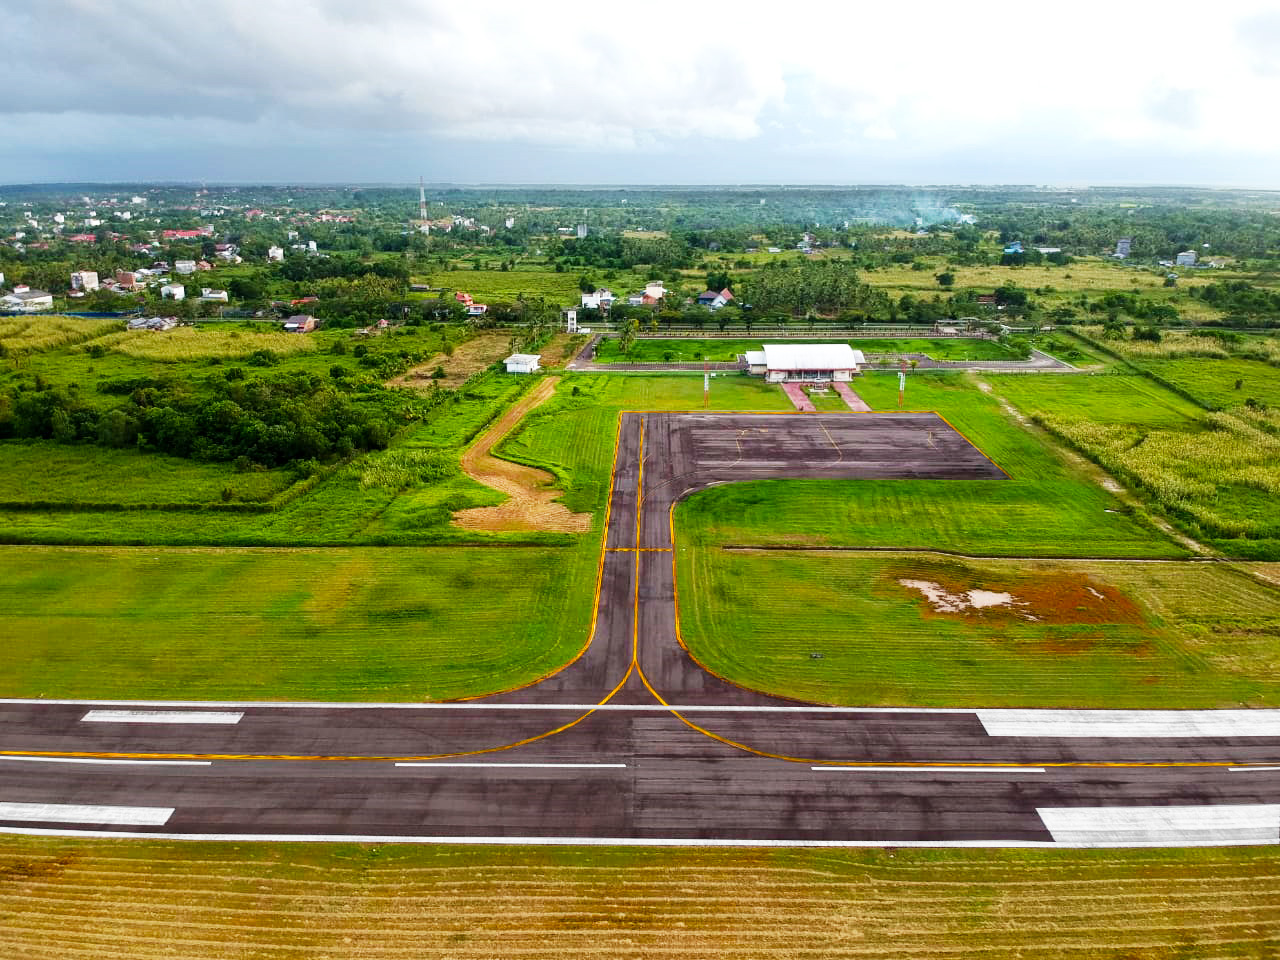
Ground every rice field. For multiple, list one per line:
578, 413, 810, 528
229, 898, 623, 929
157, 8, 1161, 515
676, 550, 1280, 707
92, 326, 319, 361
0, 838, 1275, 959
0, 543, 596, 700
591, 337, 1018, 364
0, 316, 122, 355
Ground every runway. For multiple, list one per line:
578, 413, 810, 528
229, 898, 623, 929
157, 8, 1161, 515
3, 412, 1279, 846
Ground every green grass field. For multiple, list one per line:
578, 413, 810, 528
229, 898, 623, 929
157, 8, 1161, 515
0, 441, 296, 505
0, 543, 595, 700
592, 337, 1019, 364
0, 838, 1275, 959
1146, 357, 1280, 410
676, 372, 1183, 559
677, 550, 1280, 707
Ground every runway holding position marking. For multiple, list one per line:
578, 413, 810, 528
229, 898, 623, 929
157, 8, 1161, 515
3, 412, 1278, 846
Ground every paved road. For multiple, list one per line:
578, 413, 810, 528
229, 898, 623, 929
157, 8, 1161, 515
3, 413, 1279, 846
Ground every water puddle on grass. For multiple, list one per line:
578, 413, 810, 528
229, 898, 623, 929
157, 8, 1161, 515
899, 580, 1033, 618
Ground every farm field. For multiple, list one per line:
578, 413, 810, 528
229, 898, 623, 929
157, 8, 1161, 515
417, 266, 641, 304
591, 336, 1020, 363
0, 543, 595, 700
676, 550, 1280, 707
987, 367, 1280, 556
0, 838, 1275, 960
676, 371, 1184, 559
1145, 356, 1280, 410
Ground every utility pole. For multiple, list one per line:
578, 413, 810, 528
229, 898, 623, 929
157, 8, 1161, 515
899, 359, 907, 407
704, 360, 710, 409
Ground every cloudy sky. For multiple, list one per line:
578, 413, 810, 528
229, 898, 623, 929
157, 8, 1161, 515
6, 0, 1280, 187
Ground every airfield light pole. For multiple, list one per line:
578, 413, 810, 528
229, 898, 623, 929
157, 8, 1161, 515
899, 359, 906, 407
704, 361, 710, 409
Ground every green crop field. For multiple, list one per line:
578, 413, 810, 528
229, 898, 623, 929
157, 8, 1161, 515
0, 543, 596, 701
0, 838, 1275, 960
592, 337, 1020, 364
677, 550, 1280, 707
1146, 357, 1280, 410
988, 372, 1205, 427
676, 372, 1183, 559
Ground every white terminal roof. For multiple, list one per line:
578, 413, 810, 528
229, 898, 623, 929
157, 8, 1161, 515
505, 353, 541, 363
744, 350, 766, 365
762, 343, 866, 370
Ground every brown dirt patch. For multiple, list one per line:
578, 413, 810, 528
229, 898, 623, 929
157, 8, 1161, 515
539, 333, 588, 367
888, 563, 1145, 626
390, 331, 512, 389
453, 377, 592, 533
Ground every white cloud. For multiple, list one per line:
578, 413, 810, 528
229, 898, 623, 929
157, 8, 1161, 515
5, 0, 1280, 183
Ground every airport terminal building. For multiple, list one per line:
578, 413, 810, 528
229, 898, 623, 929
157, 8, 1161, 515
744, 343, 867, 382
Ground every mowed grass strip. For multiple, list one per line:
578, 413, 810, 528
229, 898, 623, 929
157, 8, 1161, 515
0, 544, 595, 701
676, 551, 1280, 707
0, 839, 1277, 959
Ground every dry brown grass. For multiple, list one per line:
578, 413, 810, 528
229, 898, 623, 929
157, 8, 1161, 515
453, 375, 592, 533
391, 331, 513, 389
0, 840, 1276, 959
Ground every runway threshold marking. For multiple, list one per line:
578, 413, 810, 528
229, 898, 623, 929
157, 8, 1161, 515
80, 709, 243, 724
0, 801, 174, 826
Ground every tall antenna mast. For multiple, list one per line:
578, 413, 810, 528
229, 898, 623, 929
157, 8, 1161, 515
418, 177, 428, 221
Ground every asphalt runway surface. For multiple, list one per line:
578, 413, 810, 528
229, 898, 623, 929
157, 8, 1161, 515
3, 412, 1279, 846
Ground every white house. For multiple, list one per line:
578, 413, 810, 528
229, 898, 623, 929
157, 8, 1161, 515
644, 280, 667, 299
267, 245, 284, 261
581, 288, 615, 310
745, 343, 866, 382
504, 353, 541, 374
70, 270, 99, 292
160, 283, 185, 300
174, 260, 197, 275
1176, 250, 1197, 266
466, 303, 488, 316
200, 288, 229, 302
1, 286, 53, 312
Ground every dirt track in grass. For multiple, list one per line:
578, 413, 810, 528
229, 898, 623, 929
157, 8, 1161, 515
453, 376, 592, 533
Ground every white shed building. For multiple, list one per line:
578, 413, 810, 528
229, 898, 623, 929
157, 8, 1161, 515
746, 343, 865, 382
504, 353, 541, 374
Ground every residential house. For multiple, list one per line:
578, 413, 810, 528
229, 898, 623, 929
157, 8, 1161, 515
580, 288, 615, 310
160, 283, 185, 300
1176, 250, 1197, 266
1114, 238, 1132, 258
174, 260, 197, 275
199, 288, 229, 302
1003, 241, 1024, 255
467, 304, 489, 316
267, 245, 284, 262
114, 270, 143, 292
696, 288, 734, 310
455, 291, 474, 306
68, 233, 97, 244
70, 270, 99, 292
283, 314, 318, 333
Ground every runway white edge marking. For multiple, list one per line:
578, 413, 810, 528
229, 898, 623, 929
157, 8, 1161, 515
0, 825, 1275, 848
1, 756, 211, 767
1230, 766, 1280, 772
1038, 804, 1280, 846
814, 766, 1046, 774
391, 768, 627, 773
0, 802, 174, 826
979, 709, 1280, 738
80, 709, 244, 724
7, 698, 975, 713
